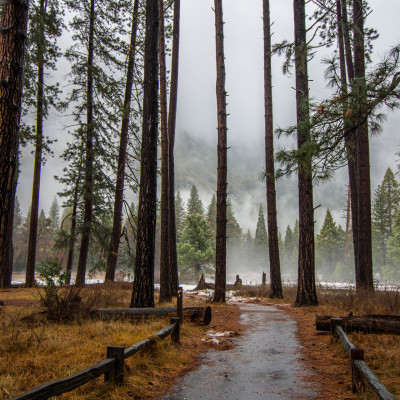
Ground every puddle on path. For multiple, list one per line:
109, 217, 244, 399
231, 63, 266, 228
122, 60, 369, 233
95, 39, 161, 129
163, 303, 320, 400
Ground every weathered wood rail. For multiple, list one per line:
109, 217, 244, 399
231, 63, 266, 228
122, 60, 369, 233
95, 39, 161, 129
329, 318, 396, 400
11, 317, 180, 400
94, 305, 212, 325
316, 314, 400, 335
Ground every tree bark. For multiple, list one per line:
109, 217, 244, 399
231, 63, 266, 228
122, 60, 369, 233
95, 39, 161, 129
168, 0, 180, 297
336, 0, 352, 269
105, 0, 140, 282
65, 171, 81, 285
293, 0, 318, 306
130, 0, 159, 308
263, 0, 283, 299
341, 0, 360, 278
213, 0, 227, 303
353, 0, 373, 291
1, 153, 18, 288
0, 0, 29, 288
25, 0, 45, 287
75, 0, 95, 287
158, 0, 171, 303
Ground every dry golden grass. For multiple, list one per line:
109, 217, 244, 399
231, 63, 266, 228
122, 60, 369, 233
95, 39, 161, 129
237, 283, 400, 400
0, 283, 239, 400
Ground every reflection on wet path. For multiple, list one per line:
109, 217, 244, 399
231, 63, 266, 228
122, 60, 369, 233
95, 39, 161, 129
163, 303, 320, 400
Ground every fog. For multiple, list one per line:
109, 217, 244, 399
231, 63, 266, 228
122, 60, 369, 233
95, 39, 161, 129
16, 1, 400, 262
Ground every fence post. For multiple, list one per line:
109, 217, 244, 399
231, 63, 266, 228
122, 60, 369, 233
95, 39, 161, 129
170, 317, 180, 344
350, 348, 364, 393
177, 286, 183, 324
105, 346, 125, 385
330, 318, 343, 338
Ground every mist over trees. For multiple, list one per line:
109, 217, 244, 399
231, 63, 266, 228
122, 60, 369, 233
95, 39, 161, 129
1, 0, 400, 306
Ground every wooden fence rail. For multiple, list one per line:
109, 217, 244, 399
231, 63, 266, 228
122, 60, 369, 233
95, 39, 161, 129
330, 318, 396, 400
11, 317, 180, 400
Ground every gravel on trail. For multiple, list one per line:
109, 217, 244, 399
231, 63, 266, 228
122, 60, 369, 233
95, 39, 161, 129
163, 303, 321, 400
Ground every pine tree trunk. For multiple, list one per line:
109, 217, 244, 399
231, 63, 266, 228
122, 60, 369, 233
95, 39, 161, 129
213, 0, 227, 303
0, 0, 29, 288
65, 172, 81, 285
293, 0, 318, 307
76, 0, 95, 287
159, 0, 171, 303
263, 0, 283, 299
353, 0, 373, 291
341, 0, 360, 278
168, 0, 180, 297
105, 0, 139, 282
336, 0, 352, 269
26, 0, 45, 287
0, 154, 18, 288
130, 0, 159, 308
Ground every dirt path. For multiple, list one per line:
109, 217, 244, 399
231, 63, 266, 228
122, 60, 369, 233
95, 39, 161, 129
163, 303, 321, 400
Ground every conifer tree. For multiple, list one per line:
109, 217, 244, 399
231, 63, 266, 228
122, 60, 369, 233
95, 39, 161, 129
167, 0, 180, 297
207, 194, 217, 232
372, 168, 400, 270
177, 213, 215, 281
293, 0, 318, 306
24, 0, 64, 287
263, 0, 282, 299
49, 196, 60, 232
386, 210, 400, 282
130, 0, 159, 308
175, 191, 186, 240
105, 0, 141, 282
64, 0, 132, 285
213, 0, 228, 303
255, 204, 268, 268
159, 0, 170, 302
0, 0, 29, 288
187, 185, 204, 216
13, 197, 22, 231
226, 202, 242, 247
316, 209, 343, 276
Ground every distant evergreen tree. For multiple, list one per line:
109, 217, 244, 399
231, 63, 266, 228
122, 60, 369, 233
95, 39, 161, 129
244, 229, 253, 260
372, 168, 400, 272
37, 209, 49, 240
386, 209, 400, 282
284, 225, 294, 259
207, 194, 217, 232
177, 213, 215, 281
254, 204, 268, 268
316, 209, 344, 278
175, 191, 186, 240
49, 196, 60, 231
13, 197, 22, 231
187, 185, 204, 215
226, 201, 242, 247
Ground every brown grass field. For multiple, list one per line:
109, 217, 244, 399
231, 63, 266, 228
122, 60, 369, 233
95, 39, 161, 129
0, 283, 241, 400
0, 282, 399, 399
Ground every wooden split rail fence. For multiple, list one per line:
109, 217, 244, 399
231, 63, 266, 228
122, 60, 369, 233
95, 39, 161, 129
330, 318, 396, 400
11, 317, 180, 400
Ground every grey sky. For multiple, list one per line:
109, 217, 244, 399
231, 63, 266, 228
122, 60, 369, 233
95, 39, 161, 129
17, 0, 400, 234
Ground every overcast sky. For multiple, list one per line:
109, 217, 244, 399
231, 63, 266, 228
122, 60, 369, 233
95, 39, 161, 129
17, 0, 400, 234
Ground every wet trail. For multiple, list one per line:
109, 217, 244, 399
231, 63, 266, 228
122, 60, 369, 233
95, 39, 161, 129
163, 303, 320, 400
